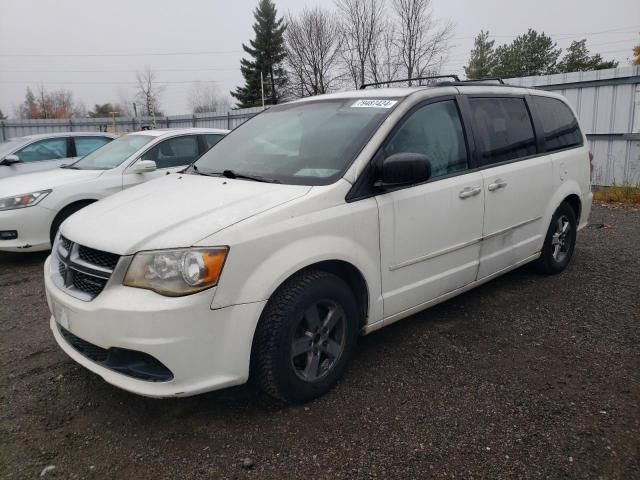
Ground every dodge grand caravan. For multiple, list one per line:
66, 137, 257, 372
44, 81, 592, 403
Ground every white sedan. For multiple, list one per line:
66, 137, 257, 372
0, 128, 228, 251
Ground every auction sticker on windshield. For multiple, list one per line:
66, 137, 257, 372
351, 99, 398, 108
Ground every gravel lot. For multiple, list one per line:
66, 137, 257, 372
0, 204, 638, 479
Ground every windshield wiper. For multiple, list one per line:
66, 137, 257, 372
60, 164, 80, 170
221, 169, 280, 183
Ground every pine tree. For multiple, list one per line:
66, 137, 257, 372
231, 0, 287, 108
464, 31, 497, 79
556, 40, 618, 73
492, 29, 561, 78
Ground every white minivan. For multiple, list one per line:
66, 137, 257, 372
44, 82, 592, 403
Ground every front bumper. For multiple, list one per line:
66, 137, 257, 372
44, 256, 267, 397
0, 205, 55, 252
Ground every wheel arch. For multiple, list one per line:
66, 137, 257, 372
562, 193, 582, 224
50, 199, 98, 241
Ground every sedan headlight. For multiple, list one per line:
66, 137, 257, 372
0, 190, 51, 211
123, 247, 228, 297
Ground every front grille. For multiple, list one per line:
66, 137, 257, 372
59, 325, 173, 382
78, 245, 119, 270
53, 237, 120, 301
71, 271, 108, 297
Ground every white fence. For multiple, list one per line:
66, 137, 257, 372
0, 106, 265, 141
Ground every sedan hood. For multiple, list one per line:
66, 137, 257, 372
62, 174, 312, 255
0, 168, 104, 197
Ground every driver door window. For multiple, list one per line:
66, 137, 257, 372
143, 135, 199, 168
384, 100, 468, 178
16, 138, 69, 162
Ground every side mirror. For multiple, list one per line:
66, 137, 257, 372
0, 154, 21, 166
376, 153, 431, 188
130, 159, 157, 174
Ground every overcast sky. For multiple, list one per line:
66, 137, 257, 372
0, 0, 638, 117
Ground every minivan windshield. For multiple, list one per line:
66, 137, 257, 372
192, 98, 399, 185
71, 135, 153, 170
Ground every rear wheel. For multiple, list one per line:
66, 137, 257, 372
533, 201, 577, 274
253, 270, 360, 403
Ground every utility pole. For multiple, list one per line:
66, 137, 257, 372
109, 111, 119, 134
260, 71, 265, 108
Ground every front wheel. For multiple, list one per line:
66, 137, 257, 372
252, 270, 360, 403
533, 201, 577, 274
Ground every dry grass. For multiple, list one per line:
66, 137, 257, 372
593, 184, 640, 204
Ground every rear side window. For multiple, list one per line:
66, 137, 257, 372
75, 136, 111, 157
530, 96, 583, 151
468, 97, 537, 165
203, 134, 224, 151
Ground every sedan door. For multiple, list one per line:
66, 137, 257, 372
376, 98, 485, 321
464, 96, 553, 279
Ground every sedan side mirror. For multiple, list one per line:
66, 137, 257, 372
0, 154, 21, 166
375, 153, 432, 188
130, 159, 157, 174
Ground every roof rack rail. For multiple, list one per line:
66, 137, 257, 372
359, 75, 461, 90
436, 77, 506, 86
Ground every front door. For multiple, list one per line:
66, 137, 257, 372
376, 98, 485, 321
122, 135, 201, 189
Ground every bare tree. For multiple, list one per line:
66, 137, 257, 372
368, 20, 402, 86
391, 0, 453, 85
285, 7, 341, 97
135, 66, 164, 122
188, 82, 230, 113
335, 0, 385, 89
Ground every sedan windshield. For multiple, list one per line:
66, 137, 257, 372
0, 138, 27, 158
193, 98, 399, 185
71, 135, 153, 170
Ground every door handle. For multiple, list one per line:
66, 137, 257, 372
458, 186, 482, 199
488, 179, 507, 191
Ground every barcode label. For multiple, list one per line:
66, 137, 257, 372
351, 99, 398, 108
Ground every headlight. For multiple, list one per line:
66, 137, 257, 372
123, 247, 228, 297
0, 190, 51, 211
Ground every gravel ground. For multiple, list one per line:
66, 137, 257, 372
0, 204, 638, 479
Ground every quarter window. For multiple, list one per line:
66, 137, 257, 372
16, 138, 68, 162
143, 136, 200, 169
530, 96, 582, 151
468, 97, 537, 165
384, 100, 468, 178
75, 136, 112, 157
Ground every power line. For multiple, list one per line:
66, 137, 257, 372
0, 50, 243, 58
0, 79, 238, 85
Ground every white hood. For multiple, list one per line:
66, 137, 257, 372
0, 168, 104, 197
62, 174, 312, 255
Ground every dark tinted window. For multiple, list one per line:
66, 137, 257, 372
385, 100, 467, 178
142, 135, 200, 168
469, 97, 537, 165
530, 96, 582, 151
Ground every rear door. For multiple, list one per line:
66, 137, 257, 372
463, 96, 552, 279
376, 97, 485, 320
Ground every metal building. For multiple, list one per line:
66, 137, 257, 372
507, 66, 640, 186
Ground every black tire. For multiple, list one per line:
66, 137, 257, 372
49, 201, 93, 246
253, 270, 360, 404
532, 201, 577, 274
